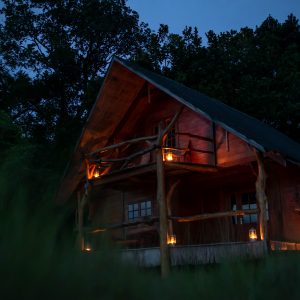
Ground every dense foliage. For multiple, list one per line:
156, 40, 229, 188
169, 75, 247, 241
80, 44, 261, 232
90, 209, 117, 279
0, 1, 300, 296
1, 2, 300, 156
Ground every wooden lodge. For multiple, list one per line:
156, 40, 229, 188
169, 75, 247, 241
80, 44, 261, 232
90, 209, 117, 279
56, 57, 300, 275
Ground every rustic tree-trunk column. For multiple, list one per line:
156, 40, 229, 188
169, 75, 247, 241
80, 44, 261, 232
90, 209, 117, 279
156, 122, 170, 278
77, 191, 85, 251
77, 183, 90, 251
155, 108, 182, 277
255, 151, 268, 242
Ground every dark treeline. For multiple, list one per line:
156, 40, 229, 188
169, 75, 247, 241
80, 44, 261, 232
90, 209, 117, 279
0, 0, 300, 190
1, 2, 300, 296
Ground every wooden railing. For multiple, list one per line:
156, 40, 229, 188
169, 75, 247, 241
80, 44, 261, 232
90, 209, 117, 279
85, 131, 216, 180
119, 241, 268, 267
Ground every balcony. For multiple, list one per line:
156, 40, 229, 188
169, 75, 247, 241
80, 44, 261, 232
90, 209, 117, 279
85, 129, 217, 185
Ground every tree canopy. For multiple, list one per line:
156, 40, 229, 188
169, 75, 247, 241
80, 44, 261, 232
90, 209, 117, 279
1, 1, 300, 170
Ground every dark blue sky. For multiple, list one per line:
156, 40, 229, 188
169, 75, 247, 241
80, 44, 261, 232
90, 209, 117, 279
127, 0, 300, 36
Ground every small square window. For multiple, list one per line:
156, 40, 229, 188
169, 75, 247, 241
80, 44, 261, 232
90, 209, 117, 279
128, 200, 152, 221
232, 192, 258, 224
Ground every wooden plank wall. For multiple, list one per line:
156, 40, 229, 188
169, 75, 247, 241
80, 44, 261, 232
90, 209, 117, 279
216, 126, 256, 167
171, 170, 258, 245
177, 108, 214, 165
270, 164, 300, 242
90, 188, 124, 241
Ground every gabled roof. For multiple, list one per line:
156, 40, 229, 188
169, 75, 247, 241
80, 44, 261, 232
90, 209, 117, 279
56, 57, 300, 204
116, 57, 300, 163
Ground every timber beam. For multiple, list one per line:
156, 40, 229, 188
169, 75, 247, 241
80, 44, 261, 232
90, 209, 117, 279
171, 209, 258, 223
86, 135, 158, 157
86, 217, 159, 233
166, 162, 218, 173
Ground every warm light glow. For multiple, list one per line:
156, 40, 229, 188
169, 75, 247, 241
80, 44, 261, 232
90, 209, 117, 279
249, 228, 258, 241
85, 247, 92, 252
165, 152, 174, 161
93, 169, 100, 178
167, 234, 176, 246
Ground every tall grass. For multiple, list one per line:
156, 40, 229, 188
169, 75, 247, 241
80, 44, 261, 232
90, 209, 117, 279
0, 143, 300, 299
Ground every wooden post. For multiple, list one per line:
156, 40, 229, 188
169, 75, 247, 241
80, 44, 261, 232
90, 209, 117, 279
156, 122, 170, 278
77, 183, 90, 251
255, 151, 268, 241
77, 190, 85, 251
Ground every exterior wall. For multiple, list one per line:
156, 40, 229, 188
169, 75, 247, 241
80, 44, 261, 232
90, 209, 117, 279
216, 126, 256, 166
176, 108, 214, 165
88, 162, 300, 248
114, 91, 257, 167
268, 164, 300, 242
123, 183, 159, 247
90, 188, 124, 241
86, 89, 300, 248
90, 183, 159, 248
172, 170, 257, 245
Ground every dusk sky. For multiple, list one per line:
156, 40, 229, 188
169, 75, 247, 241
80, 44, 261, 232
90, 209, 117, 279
127, 0, 300, 38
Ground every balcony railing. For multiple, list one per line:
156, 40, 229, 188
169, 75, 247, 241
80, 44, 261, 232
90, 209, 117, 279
85, 132, 216, 180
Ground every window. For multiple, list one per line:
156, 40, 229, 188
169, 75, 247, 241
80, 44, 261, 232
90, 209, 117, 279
241, 192, 257, 224
128, 200, 152, 221
231, 191, 258, 225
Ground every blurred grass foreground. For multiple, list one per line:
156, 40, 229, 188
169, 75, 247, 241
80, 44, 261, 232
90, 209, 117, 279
0, 138, 300, 299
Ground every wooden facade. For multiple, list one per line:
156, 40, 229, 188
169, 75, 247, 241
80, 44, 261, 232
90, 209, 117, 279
57, 58, 300, 274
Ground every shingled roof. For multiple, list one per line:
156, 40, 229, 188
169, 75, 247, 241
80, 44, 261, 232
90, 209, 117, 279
115, 57, 300, 163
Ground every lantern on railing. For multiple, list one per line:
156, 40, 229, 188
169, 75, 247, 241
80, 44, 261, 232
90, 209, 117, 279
167, 234, 176, 246
93, 167, 101, 178
163, 148, 174, 162
249, 228, 258, 242
165, 152, 174, 161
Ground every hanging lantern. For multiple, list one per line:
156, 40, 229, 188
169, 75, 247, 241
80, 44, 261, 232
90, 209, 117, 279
249, 228, 258, 242
167, 234, 176, 246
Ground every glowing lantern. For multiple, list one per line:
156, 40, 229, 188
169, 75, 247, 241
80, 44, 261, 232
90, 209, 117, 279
165, 152, 174, 161
167, 234, 176, 246
93, 168, 101, 178
84, 241, 92, 252
249, 228, 257, 242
